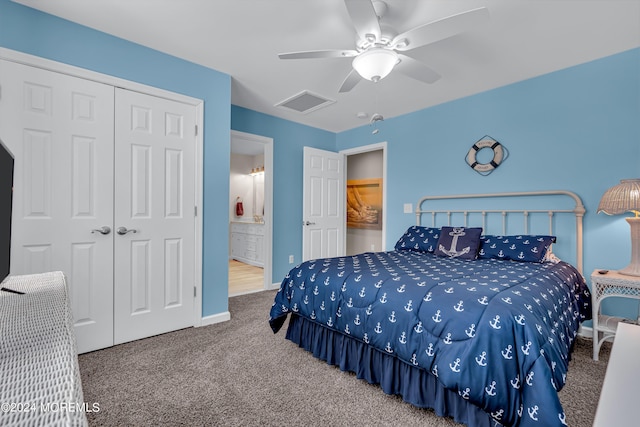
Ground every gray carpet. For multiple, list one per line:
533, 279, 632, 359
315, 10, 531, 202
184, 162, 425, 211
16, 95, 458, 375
79, 290, 610, 427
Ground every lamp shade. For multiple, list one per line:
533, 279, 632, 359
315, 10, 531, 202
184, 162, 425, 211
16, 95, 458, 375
352, 48, 398, 82
598, 178, 640, 276
597, 179, 640, 215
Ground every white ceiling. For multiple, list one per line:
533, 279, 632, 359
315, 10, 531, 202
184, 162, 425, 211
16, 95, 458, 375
15, 0, 640, 133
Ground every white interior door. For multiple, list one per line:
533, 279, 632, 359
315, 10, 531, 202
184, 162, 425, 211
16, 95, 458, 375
302, 147, 345, 261
113, 88, 196, 345
1, 59, 199, 352
0, 59, 115, 353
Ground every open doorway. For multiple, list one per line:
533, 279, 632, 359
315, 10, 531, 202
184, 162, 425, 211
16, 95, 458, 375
342, 142, 386, 256
229, 131, 273, 296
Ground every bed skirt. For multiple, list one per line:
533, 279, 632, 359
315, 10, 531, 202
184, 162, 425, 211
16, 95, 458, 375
286, 313, 503, 427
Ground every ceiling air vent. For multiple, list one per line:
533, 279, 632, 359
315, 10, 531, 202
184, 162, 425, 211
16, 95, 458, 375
275, 90, 335, 114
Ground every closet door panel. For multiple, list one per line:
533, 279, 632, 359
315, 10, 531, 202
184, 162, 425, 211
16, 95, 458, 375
0, 59, 115, 353
114, 88, 196, 345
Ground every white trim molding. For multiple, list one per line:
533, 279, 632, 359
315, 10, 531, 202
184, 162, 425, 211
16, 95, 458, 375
340, 141, 388, 250
230, 130, 274, 296
267, 282, 281, 291
200, 311, 231, 327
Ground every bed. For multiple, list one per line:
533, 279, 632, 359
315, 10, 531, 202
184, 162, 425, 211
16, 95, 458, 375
269, 191, 592, 427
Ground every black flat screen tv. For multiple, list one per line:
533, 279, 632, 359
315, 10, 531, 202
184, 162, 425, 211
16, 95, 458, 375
0, 141, 13, 283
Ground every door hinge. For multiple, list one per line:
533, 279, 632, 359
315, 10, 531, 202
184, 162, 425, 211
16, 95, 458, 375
194, 286, 197, 297
194, 206, 197, 216
195, 125, 198, 136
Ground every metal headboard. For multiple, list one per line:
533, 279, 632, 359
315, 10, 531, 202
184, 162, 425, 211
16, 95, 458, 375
415, 191, 586, 274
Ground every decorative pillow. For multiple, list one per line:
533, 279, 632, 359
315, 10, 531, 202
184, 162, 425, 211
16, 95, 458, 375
478, 235, 557, 263
394, 226, 440, 253
434, 226, 482, 260
543, 246, 562, 264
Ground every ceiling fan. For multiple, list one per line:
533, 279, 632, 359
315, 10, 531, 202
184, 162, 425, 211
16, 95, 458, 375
278, 0, 489, 93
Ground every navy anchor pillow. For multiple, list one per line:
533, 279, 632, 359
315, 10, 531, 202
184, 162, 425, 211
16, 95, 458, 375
478, 235, 557, 262
434, 226, 483, 260
394, 226, 440, 253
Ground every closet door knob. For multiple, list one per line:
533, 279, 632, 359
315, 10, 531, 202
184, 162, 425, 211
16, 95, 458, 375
91, 226, 111, 235
116, 226, 138, 235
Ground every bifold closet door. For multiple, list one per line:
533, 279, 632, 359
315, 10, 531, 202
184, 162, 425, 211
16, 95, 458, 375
0, 59, 116, 354
1, 60, 198, 353
113, 88, 196, 345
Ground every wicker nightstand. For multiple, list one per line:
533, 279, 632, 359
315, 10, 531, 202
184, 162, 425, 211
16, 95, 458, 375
591, 270, 640, 361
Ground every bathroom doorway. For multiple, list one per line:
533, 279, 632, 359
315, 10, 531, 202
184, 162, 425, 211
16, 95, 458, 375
229, 131, 273, 296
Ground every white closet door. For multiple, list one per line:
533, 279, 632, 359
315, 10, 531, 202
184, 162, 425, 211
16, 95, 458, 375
113, 88, 196, 345
0, 59, 115, 354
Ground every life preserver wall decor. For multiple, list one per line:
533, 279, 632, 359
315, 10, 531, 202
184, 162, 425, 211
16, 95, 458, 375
465, 135, 508, 176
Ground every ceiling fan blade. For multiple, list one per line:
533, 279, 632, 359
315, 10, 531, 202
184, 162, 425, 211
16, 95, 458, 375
278, 49, 358, 60
395, 54, 441, 84
391, 7, 489, 51
344, 0, 381, 43
338, 69, 362, 93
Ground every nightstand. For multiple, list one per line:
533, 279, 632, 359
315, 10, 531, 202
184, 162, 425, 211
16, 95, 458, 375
591, 270, 640, 361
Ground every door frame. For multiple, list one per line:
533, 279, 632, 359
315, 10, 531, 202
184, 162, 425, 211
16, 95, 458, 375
340, 141, 388, 251
229, 130, 274, 291
0, 47, 205, 326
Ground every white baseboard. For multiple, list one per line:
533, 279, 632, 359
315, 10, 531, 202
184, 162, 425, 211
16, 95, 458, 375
579, 325, 593, 339
199, 311, 231, 327
267, 282, 280, 291
199, 284, 278, 326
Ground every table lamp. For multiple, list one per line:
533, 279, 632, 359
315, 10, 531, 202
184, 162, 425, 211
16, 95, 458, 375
597, 179, 640, 276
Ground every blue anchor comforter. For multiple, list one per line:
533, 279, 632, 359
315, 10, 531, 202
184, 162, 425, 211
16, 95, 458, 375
269, 250, 591, 427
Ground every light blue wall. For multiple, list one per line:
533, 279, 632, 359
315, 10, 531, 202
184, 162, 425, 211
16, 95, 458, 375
231, 106, 336, 282
337, 48, 640, 320
0, 0, 232, 317
2, 0, 639, 322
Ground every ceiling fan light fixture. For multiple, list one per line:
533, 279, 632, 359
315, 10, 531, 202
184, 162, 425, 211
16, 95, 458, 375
352, 48, 398, 82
